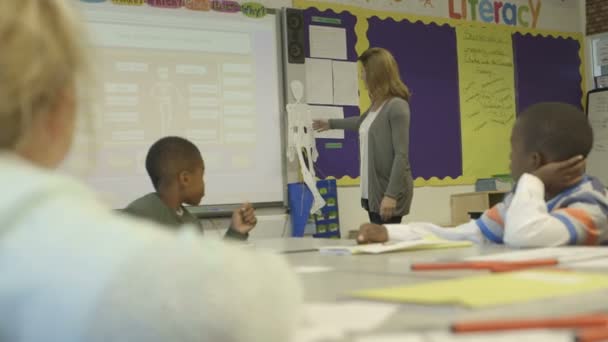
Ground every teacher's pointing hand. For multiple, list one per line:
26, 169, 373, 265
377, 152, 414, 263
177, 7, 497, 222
313, 119, 329, 132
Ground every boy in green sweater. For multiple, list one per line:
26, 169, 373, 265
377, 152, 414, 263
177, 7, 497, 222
124, 137, 256, 240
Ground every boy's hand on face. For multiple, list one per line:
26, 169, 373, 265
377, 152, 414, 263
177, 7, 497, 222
231, 202, 257, 234
357, 223, 389, 244
533, 155, 586, 194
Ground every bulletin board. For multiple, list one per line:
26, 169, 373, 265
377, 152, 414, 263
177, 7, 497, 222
295, 0, 585, 187
302, 7, 361, 182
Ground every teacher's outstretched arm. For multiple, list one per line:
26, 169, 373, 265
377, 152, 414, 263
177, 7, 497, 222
313, 116, 361, 132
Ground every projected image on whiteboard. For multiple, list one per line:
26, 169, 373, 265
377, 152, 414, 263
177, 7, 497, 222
68, 5, 283, 208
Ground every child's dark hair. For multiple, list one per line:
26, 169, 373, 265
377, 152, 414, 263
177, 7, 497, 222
516, 102, 593, 161
145, 136, 202, 191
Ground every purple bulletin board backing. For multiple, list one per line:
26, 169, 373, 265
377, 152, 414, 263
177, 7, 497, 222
303, 8, 361, 180
513, 33, 583, 112
367, 17, 463, 180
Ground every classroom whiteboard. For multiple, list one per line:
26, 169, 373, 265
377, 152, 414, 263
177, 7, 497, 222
586, 89, 608, 185
64, 2, 285, 209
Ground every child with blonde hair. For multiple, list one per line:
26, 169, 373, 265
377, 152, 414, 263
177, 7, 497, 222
0, 2, 300, 341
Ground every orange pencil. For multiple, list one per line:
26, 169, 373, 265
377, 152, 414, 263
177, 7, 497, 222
577, 327, 608, 342
452, 314, 608, 333
411, 259, 558, 272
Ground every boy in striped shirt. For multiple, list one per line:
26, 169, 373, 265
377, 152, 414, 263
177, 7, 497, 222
357, 102, 608, 247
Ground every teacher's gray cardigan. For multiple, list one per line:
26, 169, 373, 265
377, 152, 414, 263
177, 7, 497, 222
329, 97, 413, 217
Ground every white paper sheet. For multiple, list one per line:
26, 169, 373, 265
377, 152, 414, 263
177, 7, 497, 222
332, 60, 359, 106
305, 58, 334, 104
293, 266, 334, 274
566, 257, 608, 269
292, 301, 399, 342
355, 330, 573, 342
319, 238, 472, 255
467, 247, 608, 263
309, 105, 344, 139
300, 301, 398, 332
309, 25, 347, 60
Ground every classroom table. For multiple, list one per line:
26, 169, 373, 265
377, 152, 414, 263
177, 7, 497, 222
253, 237, 511, 278
250, 237, 608, 341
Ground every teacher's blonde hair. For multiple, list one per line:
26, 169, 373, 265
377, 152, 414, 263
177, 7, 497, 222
359, 47, 410, 103
0, 1, 88, 149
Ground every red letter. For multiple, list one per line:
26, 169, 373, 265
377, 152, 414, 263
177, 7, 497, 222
494, 1, 503, 24
449, 0, 463, 19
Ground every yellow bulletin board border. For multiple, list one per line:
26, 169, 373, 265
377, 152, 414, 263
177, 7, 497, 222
295, 0, 585, 187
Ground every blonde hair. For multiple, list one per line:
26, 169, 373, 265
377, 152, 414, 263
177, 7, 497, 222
359, 47, 410, 103
0, 1, 88, 149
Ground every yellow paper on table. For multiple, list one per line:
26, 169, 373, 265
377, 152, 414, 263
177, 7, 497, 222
352, 270, 608, 308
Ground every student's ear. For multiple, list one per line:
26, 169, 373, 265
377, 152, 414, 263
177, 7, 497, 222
178, 170, 190, 186
531, 152, 544, 169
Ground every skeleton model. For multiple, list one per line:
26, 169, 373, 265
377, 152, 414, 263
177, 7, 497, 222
286, 80, 326, 214
149, 67, 184, 135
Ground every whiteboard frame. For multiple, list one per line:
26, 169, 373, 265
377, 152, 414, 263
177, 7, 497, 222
586, 88, 608, 116
585, 88, 608, 187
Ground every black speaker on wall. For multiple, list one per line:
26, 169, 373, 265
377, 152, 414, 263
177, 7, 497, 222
285, 8, 305, 64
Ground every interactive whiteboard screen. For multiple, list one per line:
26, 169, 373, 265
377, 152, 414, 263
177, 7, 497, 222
65, 2, 284, 208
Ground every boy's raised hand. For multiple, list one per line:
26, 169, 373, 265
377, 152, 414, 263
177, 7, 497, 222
231, 202, 257, 234
533, 155, 586, 194
357, 223, 389, 244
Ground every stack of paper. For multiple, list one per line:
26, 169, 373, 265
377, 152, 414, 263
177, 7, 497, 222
319, 237, 472, 255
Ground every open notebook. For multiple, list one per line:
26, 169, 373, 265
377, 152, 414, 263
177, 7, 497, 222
318, 236, 472, 255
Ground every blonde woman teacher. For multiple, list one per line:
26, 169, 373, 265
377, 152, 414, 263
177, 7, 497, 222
314, 48, 413, 224
0, 2, 299, 341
